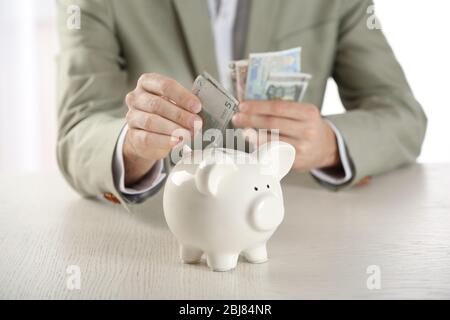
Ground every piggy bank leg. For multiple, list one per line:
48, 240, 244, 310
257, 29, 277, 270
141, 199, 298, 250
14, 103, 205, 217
180, 245, 203, 264
243, 244, 268, 264
206, 253, 239, 272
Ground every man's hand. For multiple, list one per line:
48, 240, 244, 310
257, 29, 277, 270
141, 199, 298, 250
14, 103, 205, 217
124, 73, 202, 186
232, 101, 340, 172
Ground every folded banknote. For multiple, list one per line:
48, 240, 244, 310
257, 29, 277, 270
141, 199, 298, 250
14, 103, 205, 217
192, 72, 240, 149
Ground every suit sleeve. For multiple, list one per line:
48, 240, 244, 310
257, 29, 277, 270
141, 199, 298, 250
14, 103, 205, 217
327, 0, 427, 185
56, 0, 130, 206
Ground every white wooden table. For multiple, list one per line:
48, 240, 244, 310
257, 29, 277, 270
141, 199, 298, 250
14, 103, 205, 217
0, 164, 449, 299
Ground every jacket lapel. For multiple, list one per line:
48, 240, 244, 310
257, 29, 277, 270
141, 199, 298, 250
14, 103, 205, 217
244, 0, 279, 56
173, 0, 219, 80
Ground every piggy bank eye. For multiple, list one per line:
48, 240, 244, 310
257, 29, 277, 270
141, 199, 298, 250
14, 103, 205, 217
254, 187, 259, 191
267, 184, 270, 189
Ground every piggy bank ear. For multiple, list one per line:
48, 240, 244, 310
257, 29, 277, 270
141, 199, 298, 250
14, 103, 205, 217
255, 142, 296, 180
195, 151, 238, 196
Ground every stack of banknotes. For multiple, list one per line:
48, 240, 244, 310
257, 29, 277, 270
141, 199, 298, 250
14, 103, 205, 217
191, 47, 311, 149
229, 47, 311, 102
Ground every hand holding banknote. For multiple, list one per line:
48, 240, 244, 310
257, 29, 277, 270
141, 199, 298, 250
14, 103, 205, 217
231, 47, 340, 171
232, 101, 340, 171
123, 73, 203, 186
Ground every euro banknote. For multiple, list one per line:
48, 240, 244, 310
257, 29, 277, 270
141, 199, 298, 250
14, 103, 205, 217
192, 72, 239, 149
265, 72, 312, 102
244, 47, 302, 100
230, 47, 311, 103
229, 59, 249, 102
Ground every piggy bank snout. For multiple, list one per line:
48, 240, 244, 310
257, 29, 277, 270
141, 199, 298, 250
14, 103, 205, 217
250, 194, 284, 232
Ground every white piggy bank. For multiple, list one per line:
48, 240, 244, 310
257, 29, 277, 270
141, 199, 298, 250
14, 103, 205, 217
163, 142, 296, 272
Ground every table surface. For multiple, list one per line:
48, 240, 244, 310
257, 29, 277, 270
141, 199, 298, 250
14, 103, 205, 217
0, 164, 449, 299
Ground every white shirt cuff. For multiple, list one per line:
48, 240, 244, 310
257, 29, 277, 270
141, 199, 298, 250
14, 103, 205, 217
113, 124, 166, 196
311, 120, 353, 186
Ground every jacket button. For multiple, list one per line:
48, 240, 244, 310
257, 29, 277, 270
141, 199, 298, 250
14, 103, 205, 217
103, 193, 120, 204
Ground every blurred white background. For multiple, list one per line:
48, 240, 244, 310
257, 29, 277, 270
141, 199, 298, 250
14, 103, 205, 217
0, 0, 449, 174
0, 0, 56, 173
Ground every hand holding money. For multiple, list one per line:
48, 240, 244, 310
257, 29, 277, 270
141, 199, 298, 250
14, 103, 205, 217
232, 100, 340, 171
123, 73, 203, 186
229, 47, 340, 171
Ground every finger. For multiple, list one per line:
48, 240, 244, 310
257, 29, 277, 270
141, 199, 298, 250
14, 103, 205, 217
137, 73, 201, 113
232, 113, 301, 138
239, 101, 320, 121
127, 92, 202, 130
128, 128, 179, 151
126, 109, 191, 139
276, 135, 314, 163
276, 135, 299, 149
245, 129, 301, 149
